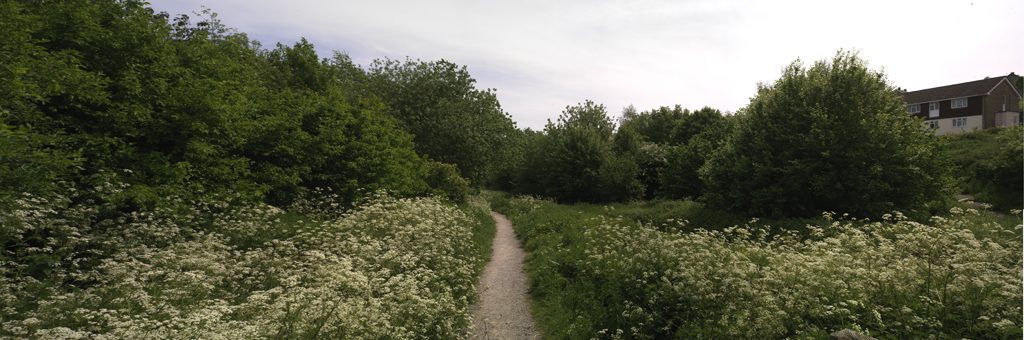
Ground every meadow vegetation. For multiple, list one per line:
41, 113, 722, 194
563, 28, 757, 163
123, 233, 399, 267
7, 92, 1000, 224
489, 192, 1022, 339
1, 184, 494, 338
939, 126, 1024, 212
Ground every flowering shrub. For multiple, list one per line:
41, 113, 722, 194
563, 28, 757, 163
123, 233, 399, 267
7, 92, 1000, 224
499, 196, 1023, 339
1, 187, 490, 338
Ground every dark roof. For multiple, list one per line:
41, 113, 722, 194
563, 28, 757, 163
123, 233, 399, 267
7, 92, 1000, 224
902, 74, 1017, 105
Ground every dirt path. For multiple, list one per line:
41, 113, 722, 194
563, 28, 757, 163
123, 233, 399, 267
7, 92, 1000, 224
957, 194, 1007, 216
468, 212, 540, 340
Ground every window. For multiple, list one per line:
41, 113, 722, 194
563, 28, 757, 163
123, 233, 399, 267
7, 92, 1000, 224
952, 117, 967, 127
928, 102, 939, 118
951, 97, 968, 109
907, 104, 920, 113
926, 120, 939, 129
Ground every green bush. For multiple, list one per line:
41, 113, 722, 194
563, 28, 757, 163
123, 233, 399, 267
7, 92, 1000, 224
972, 126, 1023, 210
633, 143, 669, 199
424, 161, 472, 203
702, 51, 952, 217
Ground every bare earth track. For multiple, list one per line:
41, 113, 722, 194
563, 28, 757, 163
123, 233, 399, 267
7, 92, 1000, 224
468, 212, 540, 340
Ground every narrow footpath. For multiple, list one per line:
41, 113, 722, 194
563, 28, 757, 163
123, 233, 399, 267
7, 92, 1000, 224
468, 212, 540, 340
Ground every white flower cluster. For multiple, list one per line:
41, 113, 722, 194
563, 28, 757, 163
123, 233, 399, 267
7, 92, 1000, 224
508, 198, 1022, 339
1, 189, 487, 339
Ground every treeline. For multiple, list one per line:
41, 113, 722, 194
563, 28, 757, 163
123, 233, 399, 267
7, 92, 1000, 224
2, 0, 1012, 221
503, 102, 733, 203
1, 1, 517, 210
499, 52, 956, 218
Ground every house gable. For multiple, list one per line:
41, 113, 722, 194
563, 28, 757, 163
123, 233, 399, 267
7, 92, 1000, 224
985, 77, 1023, 98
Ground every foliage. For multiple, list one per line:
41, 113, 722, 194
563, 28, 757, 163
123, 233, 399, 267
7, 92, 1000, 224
0, 1, 480, 208
0, 128, 81, 201
424, 161, 472, 203
615, 106, 732, 199
0, 187, 494, 338
940, 126, 1024, 211
505, 128, 549, 195
701, 51, 952, 218
506, 102, 730, 203
618, 105, 687, 145
657, 111, 733, 199
515, 101, 643, 203
366, 58, 519, 185
618, 105, 728, 146
494, 195, 1023, 339
971, 127, 1023, 210
631, 143, 668, 199
1, 4, 494, 335
488, 128, 537, 192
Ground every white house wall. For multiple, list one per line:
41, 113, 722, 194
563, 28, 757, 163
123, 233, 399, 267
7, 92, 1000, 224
923, 115, 983, 135
994, 112, 1022, 127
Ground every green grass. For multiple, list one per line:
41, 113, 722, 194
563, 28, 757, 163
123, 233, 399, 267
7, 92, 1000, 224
489, 192, 1023, 339
488, 190, 847, 237
939, 128, 1004, 167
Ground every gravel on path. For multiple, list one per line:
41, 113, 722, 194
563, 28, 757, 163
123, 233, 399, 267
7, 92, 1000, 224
468, 212, 540, 340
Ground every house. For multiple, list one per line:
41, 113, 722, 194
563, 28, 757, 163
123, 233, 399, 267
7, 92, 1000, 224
902, 73, 1022, 135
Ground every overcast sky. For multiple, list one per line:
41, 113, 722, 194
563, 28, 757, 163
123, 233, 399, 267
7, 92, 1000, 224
151, 0, 1023, 130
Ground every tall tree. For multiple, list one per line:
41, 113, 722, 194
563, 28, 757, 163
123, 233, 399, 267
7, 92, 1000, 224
366, 59, 517, 185
518, 101, 642, 202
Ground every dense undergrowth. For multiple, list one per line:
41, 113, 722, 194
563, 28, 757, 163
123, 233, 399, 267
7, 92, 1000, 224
488, 193, 1023, 339
939, 126, 1024, 212
1, 184, 494, 338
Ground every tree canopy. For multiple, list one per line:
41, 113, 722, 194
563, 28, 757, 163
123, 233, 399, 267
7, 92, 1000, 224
0, 1, 488, 207
366, 58, 519, 186
511, 101, 642, 203
700, 51, 952, 217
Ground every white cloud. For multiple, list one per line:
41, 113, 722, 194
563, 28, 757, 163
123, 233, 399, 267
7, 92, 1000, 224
152, 0, 1024, 129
